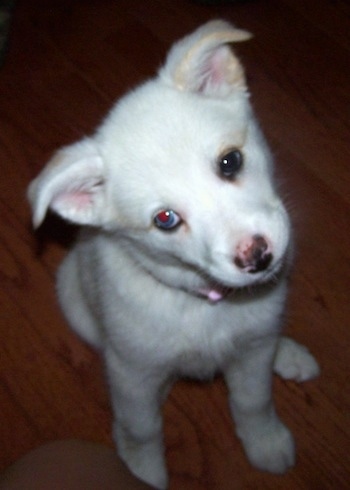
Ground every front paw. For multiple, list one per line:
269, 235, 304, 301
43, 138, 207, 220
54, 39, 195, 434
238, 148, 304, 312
274, 337, 320, 382
240, 421, 295, 474
115, 424, 168, 489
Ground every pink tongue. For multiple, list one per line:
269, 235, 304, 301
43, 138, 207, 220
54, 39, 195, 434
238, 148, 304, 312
198, 287, 224, 303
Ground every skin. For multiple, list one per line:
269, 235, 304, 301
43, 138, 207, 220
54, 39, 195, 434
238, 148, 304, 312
0, 440, 154, 490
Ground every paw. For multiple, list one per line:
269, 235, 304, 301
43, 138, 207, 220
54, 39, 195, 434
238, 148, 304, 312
242, 421, 295, 474
115, 425, 168, 489
274, 337, 320, 382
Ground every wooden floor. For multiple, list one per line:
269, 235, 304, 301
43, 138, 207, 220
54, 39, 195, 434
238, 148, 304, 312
0, 0, 349, 488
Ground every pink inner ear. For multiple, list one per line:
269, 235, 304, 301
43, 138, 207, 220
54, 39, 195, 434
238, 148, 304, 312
66, 190, 94, 210
52, 178, 103, 216
52, 189, 94, 215
209, 48, 228, 84
198, 46, 230, 93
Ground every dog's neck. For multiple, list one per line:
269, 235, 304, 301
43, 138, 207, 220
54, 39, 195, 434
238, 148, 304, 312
108, 233, 234, 304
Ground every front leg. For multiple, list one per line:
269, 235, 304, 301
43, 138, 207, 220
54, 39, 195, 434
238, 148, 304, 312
105, 350, 172, 490
224, 337, 295, 474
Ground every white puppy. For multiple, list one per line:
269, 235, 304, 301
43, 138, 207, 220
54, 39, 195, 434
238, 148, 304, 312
28, 20, 319, 489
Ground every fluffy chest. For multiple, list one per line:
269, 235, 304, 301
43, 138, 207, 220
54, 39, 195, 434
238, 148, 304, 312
78, 235, 287, 374
103, 278, 285, 377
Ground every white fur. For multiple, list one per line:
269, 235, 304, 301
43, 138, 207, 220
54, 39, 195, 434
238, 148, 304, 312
28, 21, 319, 489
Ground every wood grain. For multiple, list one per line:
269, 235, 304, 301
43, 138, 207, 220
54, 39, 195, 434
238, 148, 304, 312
0, 0, 349, 488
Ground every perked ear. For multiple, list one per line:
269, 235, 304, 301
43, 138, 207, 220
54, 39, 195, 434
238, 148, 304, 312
159, 19, 252, 97
28, 138, 110, 228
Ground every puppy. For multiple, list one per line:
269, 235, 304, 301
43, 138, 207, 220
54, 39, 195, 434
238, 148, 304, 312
28, 20, 319, 489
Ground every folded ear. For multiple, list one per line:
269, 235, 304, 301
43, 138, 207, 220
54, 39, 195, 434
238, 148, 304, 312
159, 19, 252, 97
28, 138, 111, 228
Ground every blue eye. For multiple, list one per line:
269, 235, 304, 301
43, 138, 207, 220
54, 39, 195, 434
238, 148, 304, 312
154, 210, 182, 231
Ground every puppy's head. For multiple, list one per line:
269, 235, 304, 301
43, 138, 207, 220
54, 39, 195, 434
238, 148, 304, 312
29, 20, 291, 300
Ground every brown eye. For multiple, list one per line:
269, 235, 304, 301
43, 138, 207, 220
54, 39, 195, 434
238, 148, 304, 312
218, 149, 243, 179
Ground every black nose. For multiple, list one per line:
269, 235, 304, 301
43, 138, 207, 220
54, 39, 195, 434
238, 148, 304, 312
234, 235, 273, 273
249, 235, 273, 273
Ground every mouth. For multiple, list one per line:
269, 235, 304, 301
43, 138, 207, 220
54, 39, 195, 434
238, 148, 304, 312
194, 258, 286, 303
197, 284, 234, 303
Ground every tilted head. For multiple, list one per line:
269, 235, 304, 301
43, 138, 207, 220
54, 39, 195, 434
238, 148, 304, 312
28, 20, 291, 301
